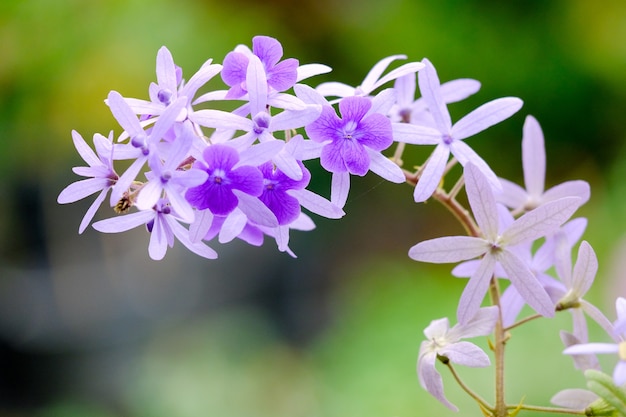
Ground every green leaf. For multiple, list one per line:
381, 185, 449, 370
585, 369, 626, 416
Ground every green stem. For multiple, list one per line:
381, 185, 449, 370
507, 403, 587, 416
445, 361, 493, 412
489, 277, 507, 417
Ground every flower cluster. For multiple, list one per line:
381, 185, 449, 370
58, 35, 625, 416
59, 36, 424, 259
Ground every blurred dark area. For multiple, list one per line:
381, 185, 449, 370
1, 0, 626, 416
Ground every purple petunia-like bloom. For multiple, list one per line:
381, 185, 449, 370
305, 95, 403, 207
221, 35, 299, 99
258, 161, 311, 226
185, 144, 263, 216
306, 96, 393, 176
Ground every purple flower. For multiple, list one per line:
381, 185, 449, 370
409, 163, 582, 323
92, 198, 217, 260
418, 306, 499, 411
57, 131, 118, 233
258, 161, 310, 225
496, 115, 590, 213
393, 58, 523, 203
305, 95, 404, 207
185, 144, 263, 216
221, 35, 299, 99
564, 297, 626, 385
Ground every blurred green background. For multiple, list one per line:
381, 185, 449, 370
1, 0, 626, 416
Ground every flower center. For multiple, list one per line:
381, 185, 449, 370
253, 112, 271, 134
619, 341, 626, 361
442, 134, 454, 145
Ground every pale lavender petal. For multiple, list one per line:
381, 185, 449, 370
464, 163, 499, 240
543, 181, 591, 205
564, 343, 619, 355
71, 130, 100, 167
498, 249, 554, 318
233, 190, 279, 227
423, 318, 449, 339
409, 236, 488, 264
315, 81, 355, 98
156, 46, 177, 95
560, 331, 600, 371
413, 144, 449, 203
110, 156, 146, 205
394, 73, 416, 107
372, 62, 424, 92
571, 241, 597, 296
125, 98, 163, 116
451, 259, 481, 278
270, 105, 322, 131
135, 179, 162, 211
78, 189, 109, 234
361, 55, 406, 93
288, 189, 345, 219
368, 88, 397, 116
167, 188, 196, 223
391, 123, 441, 145
499, 285, 525, 327
366, 148, 405, 183
148, 96, 188, 140
294, 83, 329, 106
440, 341, 491, 367
418, 352, 458, 411
451, 306, 499, 339
496, 178, 528, 209
450, 140, 501, 190
439, 79, 481, 103
189, 209, 213, 243
580, 300, 618, 343
238, 140, 284, 167
457, 254, 497, 324
168, 216, 218, 259
246, 54, 268, 116
502, 197, 582, 246
551, 389, 598, 409
273, 152, 303, 181
107, 91, 143, 138
219, 210, 247, 243
522, 115, 546, 197
296, 63, 332, 82
148, 216, 169, 260
331, 171, 350, 208
58, 178, 111, 204
179, 61, 222, 99
418, 58, 451, 133
92, 210, 154, 233
189, 109, 254, 132
268, 93, 307, 111
451, 97, 523, 141
614, 360, 626, 386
